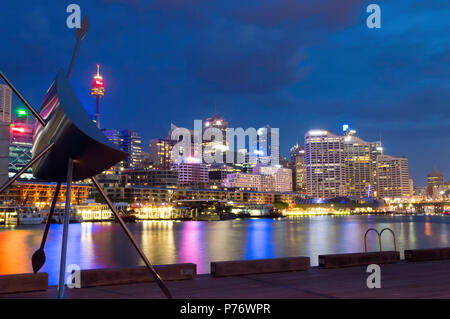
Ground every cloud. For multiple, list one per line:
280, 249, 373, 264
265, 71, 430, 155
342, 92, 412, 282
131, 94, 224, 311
234, 0, 368, 29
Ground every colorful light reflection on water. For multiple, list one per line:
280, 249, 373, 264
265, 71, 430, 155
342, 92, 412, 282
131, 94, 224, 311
0, 215, 449, 285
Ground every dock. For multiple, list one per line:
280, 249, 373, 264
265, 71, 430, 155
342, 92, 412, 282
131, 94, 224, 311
2, 259, 450, 299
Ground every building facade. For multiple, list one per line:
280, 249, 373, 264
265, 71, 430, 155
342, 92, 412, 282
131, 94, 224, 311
0, 121, 9, 185
222, 165, 292, 193
222, 172, 261, 191
290, 144, 306, 193
305, 130, 345, 198
103, 129, 143, 168
256, 125, 280, 166
427, 170, 444, 198
149, 138, 175, 169
203, 114, 229, 159
122, 168, 178, 188
9, 109, 34, 179
343, 132, 374, 198
172, 158, 208, 187
0, 84, 12, 123
376, 155, 411, 199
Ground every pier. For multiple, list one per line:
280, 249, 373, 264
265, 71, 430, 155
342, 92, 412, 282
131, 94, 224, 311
2, 247, 450, 299
2, 259, 450, 299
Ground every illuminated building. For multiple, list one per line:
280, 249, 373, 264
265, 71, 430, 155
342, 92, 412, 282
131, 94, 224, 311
103, 129, 143, 169
305, 130, 345, 198
342, 126, 383, 198
290, 144, 306, 193
9, 108, 34, 179
427, 170, 444, 197
0, 121, 9, 185
172, 157, 208, 187
256, 125, 280, 166
90, 64, 104, 129
376, 154, 411, 199
208, 163, 238, 187
149, 138, 175, 169
343, 133, 373, 198
102, 185, 298, 206
222, 165, 292, 192
222, 172, 261, 190
6, 180, 89, 206
0, 84, 12, 123
203, 114, 229, 165
122, 168, 178, 188
254, 165, 292, 193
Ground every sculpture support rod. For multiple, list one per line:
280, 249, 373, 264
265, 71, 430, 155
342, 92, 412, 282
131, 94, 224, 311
0, 71, 46, 126
41, 182, 61, 249
67, 41, 81, 80
91, 176, 172, 299
0, 143, 54, 194
57, 158, 73, 299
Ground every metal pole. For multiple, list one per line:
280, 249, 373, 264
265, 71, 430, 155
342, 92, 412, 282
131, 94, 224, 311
67, 41, 81, 80
95, 96, 100, 129
0, 71, 46, 126
91, 176, 172, 299
57, 158, 73, 299
31, 182, 62, 273
0, 143, 54, 194
42, 182, 61, 247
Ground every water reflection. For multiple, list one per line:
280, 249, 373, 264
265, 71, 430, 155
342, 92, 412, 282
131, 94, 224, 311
0, 215, 449, 285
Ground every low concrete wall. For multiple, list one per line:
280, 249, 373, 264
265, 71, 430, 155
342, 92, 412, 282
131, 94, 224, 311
0, 273, 48, 294
80, 263, 196, 288
405, 247, 450, 262
319, 251, 400, 269
211, 257, 310, 277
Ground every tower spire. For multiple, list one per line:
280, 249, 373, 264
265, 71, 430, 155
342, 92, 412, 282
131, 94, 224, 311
91, 64, 105, 129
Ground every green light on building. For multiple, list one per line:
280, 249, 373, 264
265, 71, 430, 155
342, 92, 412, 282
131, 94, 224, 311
16, 108, 28, 117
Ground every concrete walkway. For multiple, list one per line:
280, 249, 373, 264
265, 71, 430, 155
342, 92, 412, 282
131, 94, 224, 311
3, 260, 450, 299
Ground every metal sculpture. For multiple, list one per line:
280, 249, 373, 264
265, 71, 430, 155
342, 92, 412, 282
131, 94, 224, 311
0, 16, 172, 299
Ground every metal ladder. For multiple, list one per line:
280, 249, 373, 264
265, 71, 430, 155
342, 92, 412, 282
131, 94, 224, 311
364, 227, 397, 252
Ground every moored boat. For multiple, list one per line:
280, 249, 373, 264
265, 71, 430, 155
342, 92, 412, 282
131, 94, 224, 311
0, 205, 43, 225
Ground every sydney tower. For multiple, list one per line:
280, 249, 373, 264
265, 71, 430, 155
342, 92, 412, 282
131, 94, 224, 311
90, 64, 104, 129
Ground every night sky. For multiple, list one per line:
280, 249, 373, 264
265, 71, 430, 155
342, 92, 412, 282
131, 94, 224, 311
0, 0, 448, 186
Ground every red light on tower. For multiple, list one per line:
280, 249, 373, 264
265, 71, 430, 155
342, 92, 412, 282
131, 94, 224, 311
90, 64, 104, 128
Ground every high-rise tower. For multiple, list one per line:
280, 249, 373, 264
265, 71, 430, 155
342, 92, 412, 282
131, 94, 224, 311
90, 64, 104, 129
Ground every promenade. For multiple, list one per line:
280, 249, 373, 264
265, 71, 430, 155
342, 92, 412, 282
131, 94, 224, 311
3, 259, 450, 299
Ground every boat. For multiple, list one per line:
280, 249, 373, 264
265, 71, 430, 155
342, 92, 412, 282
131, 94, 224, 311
41, 207, 83, 224
0, 205, 43, 225
116, 209, 136, 223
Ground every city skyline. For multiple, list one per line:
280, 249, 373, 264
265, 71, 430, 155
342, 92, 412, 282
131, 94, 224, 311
0, 0, 448, 185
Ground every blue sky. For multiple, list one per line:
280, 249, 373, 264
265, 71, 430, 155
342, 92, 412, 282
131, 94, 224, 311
0, 0, 449, 186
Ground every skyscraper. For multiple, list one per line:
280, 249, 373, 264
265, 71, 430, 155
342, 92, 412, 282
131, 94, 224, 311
256, 125, 280, 166
149, 138, 175, 169
376, 155, 411, 199
427, 170, 444, 197
9, 108, 34, 179
203, 114, 229, 164
103, 129, 143, 169
0, 84, 12, 123
0, 121, 9, 185
290, 144, 306, 193
343, 131, 374, 198
305, 130, 345, 198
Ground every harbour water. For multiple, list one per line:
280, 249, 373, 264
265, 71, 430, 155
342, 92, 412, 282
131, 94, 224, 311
0, 215, 449, 285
